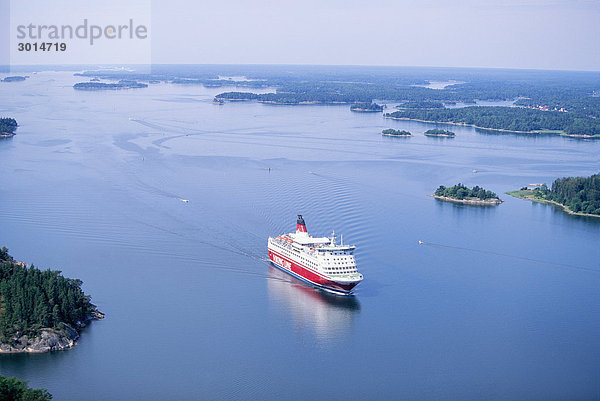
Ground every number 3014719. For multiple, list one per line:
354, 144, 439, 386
18, 43, 67, 51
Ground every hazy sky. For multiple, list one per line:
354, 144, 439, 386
5, 0, 600, 71
151, 0, 600, 71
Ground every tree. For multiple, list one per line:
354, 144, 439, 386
434, 183, 499, 200
0, 249, 98, 341
0, 376, 52, 401
0, 118, 18, 135
543, 173, 600, 215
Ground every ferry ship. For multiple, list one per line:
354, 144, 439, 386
268, 215, 363, 294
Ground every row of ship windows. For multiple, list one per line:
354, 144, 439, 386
310, 257, 354, 268
295, 252, 317, 268
325, 267, 356, 273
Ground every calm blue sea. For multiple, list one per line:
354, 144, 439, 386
0, 70, 599, 400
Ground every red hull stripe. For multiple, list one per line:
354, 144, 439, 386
268, 248, 358, 293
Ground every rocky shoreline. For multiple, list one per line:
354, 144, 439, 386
382, 132, 411, 137
429, 194, 503, 205
424, 133, 454, 137
350, 108, 381, 112
385, 115, 600, 138
560, 133, 600, 139
0, 311, 104, 353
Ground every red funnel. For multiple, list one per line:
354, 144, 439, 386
296, 215, 307, 233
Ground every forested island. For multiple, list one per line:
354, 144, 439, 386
386, 106, 600, 137
433, 184, 502, 205
212, 91, 258, 101
0, 118, 18, 138
507, 173, 600, 216
396, 101, 444, 109
382, 128, 411, 137
2, 76, 27, 82
424, 129, 455, 137
350, 102, 383, 112
0, 376, 51, 400
73, 80, 148, 90
0, 247, 103, 353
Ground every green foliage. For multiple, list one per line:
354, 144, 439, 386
0, 118, 17, 134
0, 249, 97, 340
540, 173, 600, 215
0, 247, 10, 262
382, 129, 411, 136
424, 129, 455, 137
435, 183, 498, 200
213, 73, 600, 117
514, 91, 600, 118
73, 81, 147, 90
397, 101, 444, 109
350, 102, 383, 111
0, 376, 52, 401
77, 65, 600, 122
386, 106, 600, 135
214, 92, 259, 101
564, 118, 600, 136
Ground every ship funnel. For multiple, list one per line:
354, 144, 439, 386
296, 215, 307, 234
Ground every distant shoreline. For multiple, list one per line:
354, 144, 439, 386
385, 116, 599, 138
73, 81, 148, 90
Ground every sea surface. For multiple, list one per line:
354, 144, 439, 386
0, 70, 599, 400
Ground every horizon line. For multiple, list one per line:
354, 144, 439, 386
2, 63, 600, 74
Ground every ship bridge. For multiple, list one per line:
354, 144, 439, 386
288, 233, 330, 245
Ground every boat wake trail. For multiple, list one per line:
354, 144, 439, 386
419, 240, 600, 275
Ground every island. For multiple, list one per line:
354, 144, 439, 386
73, 80, 148, 90
0, 376, 51, 400
385, 106, 600, 138
0, 118, 18, 138
214, 92, 259, 101
396, 101, 444, 109
382, 128, 411, 137
350, 102, 383, 112
0, 247, 104, 353
507, 173, 600, 216
2, 76, 27, 82
424, 128, 455, 137
432, 183, 502, 205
